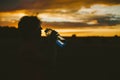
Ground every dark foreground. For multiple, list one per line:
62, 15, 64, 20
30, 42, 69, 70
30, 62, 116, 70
57, 37, 120, 80
0, 36, 120, 80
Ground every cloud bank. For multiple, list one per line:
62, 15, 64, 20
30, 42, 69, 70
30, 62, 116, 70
0, 0, 120, 11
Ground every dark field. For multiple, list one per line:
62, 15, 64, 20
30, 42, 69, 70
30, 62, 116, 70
0, 36, 120, 80
56, 37, 120, 80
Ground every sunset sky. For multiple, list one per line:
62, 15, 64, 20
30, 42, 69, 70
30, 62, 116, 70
0, 0, 120, 37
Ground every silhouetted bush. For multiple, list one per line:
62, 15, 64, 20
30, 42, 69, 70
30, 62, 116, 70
0, 26, 18, 38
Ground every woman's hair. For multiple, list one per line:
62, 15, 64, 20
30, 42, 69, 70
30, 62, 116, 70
18, 16, 42, 38
18, 16, 42, 31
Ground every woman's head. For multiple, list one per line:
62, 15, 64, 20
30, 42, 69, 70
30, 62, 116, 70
18, 16, 42, 39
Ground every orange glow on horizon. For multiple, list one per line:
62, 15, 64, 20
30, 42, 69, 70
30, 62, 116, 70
0, 10, 29, 28
41, 28, 120, 37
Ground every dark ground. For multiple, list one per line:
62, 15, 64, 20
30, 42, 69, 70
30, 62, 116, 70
56, 36, 120, 80
0, 27, 120, 80
0, 36, 120, 80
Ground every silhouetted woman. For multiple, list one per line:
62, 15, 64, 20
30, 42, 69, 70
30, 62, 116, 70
17, 16, 55, 80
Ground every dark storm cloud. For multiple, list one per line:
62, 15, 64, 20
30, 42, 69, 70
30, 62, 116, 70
97, 17, 120, 26
88, 14, 120, 26
0, 0, 21, 11
0, 0, 120, 12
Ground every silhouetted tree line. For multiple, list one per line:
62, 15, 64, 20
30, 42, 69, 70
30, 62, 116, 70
0, 26, 19, 38
0, 26, 120, 48
0, 26, 120, 47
